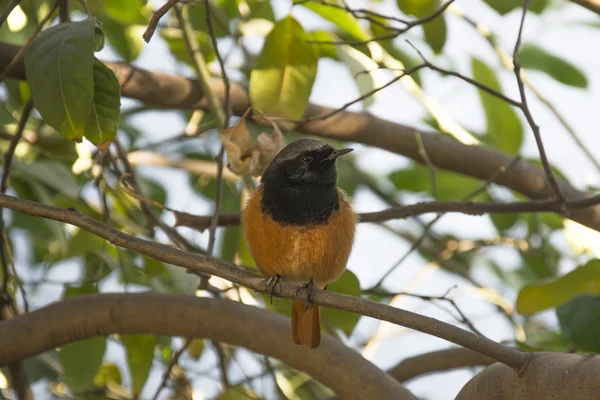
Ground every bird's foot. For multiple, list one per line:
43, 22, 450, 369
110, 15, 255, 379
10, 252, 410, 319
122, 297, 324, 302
296, 279, 316, 311
262, 275, 281, 305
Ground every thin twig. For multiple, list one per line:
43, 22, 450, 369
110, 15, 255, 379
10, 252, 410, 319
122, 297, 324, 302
202, 0, 231, 257
143, 0, 182, 43
0, 99, 34, 400
174, 4, 226, 128
58, 0, 69, 22
372, 156, 522, 288
292, 63, 427, 123
294, 0, 413, 25
113, 141, 204, 254
526, 84, 600, 174
151, 339, 190, 400
405, 40, 522, 107
451, 6, 600, 181
78, 0, 91, 16
512, 0, 565, 203
0, 1, 59, 84
414, 131, 438, 200
0, 99, 34, 301
366, 286, 485, 336
306, 0, 457, 46
212, 341, 231, 389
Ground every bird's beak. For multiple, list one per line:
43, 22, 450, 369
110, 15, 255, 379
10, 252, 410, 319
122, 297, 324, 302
322, 148, 353, 162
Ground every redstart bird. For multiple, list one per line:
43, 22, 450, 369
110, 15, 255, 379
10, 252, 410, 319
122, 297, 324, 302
241, 138, 357, 349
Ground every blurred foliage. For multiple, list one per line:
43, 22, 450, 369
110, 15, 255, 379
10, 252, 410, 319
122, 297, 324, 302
0, 0, 598, 398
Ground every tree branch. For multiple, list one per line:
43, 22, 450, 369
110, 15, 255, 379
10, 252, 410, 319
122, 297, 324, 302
0, 293, 416, 400
570, 0, 600, 14
0, 192, 528, 370
173, 195, 600, 231
387, 347, 495, 383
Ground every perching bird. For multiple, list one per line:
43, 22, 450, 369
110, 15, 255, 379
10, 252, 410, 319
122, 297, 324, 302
241, 138, 357, 349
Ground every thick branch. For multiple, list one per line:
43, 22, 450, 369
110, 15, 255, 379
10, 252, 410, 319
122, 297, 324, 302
570, 0, 600, 14
388, 348, 495, 383
0, 293, 416, 400
0, 192, 528, 369
1, 42, 598, 231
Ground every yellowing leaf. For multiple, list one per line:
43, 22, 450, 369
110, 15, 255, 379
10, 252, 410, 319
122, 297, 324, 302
249, 16, 318, 120
220, 114, 285, 177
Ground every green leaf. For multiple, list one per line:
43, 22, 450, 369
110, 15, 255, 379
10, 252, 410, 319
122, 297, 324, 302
189, 0, 231, 37
161, 27, 215, 66
396, 0, 433, 16
423, 13, 446, 54
519, 43, 587, 88
516, 259, 600, 316
83, 251, 118, 283
518, 320, 570, 352
219, 386, 263, 400
307, 30, 338, 60
93, 26, 105, 51
557, 294, 600, 353
60, 285, 106, 393
101, 0, 147, 24
12, 159, 81, 199
322, 270, 361, 334
471, 57, 523, 154
122, 334, 156, 395
187, 338, 205, 360
483, 0, 550, 15
389, 164, 483, 201
490, 212, 519, 232
300, 1, 370, 41
24, 19, 97, 141
397, 0, 448, 53
249, 16, 318, 119
84, 58, 121, 146
100, 20, 144, 62
23, 351, 61, 383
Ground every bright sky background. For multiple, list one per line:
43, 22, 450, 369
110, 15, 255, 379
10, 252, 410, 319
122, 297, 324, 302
14, 0, 600, 399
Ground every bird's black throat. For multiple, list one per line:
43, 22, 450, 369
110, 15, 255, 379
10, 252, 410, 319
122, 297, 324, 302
261, 182, 340, 226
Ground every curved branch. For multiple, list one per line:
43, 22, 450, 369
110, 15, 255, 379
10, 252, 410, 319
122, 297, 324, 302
388, 348, 495, 383
0, 192, 528, 370
1, 42, 598, 231
0, 293, 416, 400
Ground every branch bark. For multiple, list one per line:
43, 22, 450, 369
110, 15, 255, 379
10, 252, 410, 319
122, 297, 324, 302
570, 0, 600, 14
0, 293, 416, 400
2, 42, 599, 231
387, 348, 495, 383
0, 192, 528, 370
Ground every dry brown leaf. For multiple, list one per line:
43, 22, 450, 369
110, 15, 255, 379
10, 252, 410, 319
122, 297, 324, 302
219, 110, 286, 177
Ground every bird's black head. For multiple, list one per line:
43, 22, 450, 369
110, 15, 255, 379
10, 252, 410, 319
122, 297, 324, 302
259, 139, 353, 225
261, 138, 353, 187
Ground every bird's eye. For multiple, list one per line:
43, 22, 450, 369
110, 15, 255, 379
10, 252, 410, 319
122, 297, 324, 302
302, 155, 313, 163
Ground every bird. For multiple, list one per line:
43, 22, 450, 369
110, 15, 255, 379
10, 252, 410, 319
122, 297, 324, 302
241, 138, 357, 349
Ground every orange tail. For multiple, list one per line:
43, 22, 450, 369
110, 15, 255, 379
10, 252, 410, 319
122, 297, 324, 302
291, 301, 321, 349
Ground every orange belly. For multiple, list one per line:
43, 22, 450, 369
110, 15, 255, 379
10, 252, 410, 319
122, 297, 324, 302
241, 186, 357, 288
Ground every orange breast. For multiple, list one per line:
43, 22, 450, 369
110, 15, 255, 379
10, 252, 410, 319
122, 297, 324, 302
241, 186, 357, 288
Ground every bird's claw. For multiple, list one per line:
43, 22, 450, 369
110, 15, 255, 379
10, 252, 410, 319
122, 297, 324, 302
296, 279, 316, 311
262, 275, 281, 305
